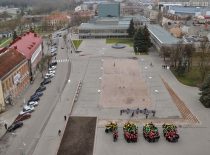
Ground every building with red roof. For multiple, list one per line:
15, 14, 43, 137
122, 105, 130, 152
44, 12, 70, 30
10, 31, 43, 81
0, 49, 30, 112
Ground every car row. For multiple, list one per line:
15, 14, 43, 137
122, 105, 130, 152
7, 62, 58, 132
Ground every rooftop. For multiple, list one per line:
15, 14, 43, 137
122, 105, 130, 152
0, 49, 26, 79
79, 17, 132, 30
10, 32, 43, 60
169, 6, 210, 14
148, 24, 180, 44
79, 23, 129, 30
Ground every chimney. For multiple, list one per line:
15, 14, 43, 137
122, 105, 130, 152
34, 33, 37, 37
14, 46, 17, 49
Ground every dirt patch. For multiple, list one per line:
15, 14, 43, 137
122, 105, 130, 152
57, 116, 97, 155
100, 58, 151, 108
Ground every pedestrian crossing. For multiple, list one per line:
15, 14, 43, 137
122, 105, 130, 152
52, 59, 70, 63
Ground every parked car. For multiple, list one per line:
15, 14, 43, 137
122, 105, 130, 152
14, 113, 31, 122
34, 91, 43, 97
23, 105, 34, 111
49, 66, 56, 70
46, 72, 55, 76
20, 109, 34, 115
40, 79, 51, 85
27, 101, 38, 107
30, 94, 41, 100
49, 70, 55, 74
51, 53, 57, 57
7, 121, 23, 132
50, 62, 57, 66
36, 86, 46, 92
48, 67, 56, 71
28, 95, 40, 102
50, 47, 57, 53
44, 74, 54, 79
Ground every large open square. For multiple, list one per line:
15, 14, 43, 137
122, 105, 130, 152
100, 58, 151, 108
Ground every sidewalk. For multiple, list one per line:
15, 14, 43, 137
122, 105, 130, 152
0, 73, 44, 138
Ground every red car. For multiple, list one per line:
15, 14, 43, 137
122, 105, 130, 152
14, 113, 31, 122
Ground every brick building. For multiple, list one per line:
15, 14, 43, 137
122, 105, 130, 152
0, 49, 30, 112
43, 12, 70, 30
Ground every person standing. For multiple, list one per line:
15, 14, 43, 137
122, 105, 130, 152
4, 123, 7, 130
58, 129, 61, 136
64, 115, 67, 121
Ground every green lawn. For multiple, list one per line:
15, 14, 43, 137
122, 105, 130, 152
72, 40, 82, 49
171, 67, 203, 87
106, 38, 133, 47
0, 37, 12, 47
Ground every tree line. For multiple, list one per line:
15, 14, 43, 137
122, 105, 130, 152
161, 38, 210, 108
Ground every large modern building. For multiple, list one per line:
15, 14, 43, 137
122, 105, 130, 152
78, 16, 150, 39
158, 0, 209, 7
147, 24, 180, 51
0, 49, 30, 112
79, 17, 130, 38
167, 6, 210, 16
98, 2, 120, 17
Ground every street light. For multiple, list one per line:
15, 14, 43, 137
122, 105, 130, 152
154, 89, 159, 112
12, 133, 26, 155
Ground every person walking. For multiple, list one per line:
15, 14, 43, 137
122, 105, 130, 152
4, 123, 7, 130
64, 115, 67, 121
58, 129, 61, 136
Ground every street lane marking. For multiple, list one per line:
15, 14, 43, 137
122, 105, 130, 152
52, 59, 70, 63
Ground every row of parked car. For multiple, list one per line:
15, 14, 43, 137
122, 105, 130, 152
7, 62, 58, 132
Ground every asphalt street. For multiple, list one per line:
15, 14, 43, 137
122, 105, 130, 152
0, 31, 72, 155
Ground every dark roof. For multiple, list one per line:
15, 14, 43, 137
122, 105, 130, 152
0, 49, 26, 79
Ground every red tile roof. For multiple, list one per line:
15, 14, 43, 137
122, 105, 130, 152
10, 32, 43, 60
0, 49, 26, 79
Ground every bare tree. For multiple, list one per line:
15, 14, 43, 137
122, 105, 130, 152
161, 46, 171, 62
199, 36, 210, 82
170, 42, 184, 68
183, 44, 195, 72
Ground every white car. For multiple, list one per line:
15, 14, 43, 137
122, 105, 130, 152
44, 74, 54, 79
50, 48, 57, 53
49, 70, 55, 74
50, 66, 56, 70
23, 105, 34, 111
20, 105, 35, 115
49, 67, 56, 71
27, 101, 38, 107
46, 73, 55, 77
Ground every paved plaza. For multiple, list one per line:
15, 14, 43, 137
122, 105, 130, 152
1, 38, 209, 155
100, 58, 151, 108
70, 39, 210, 155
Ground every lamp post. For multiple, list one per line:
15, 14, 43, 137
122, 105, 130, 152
12, 133, 26, 155
154, 89, 159, 112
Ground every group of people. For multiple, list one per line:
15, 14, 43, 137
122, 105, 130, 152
162, 65, 170, 70
58, 115, 67, 136
120, 108, 156, 119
